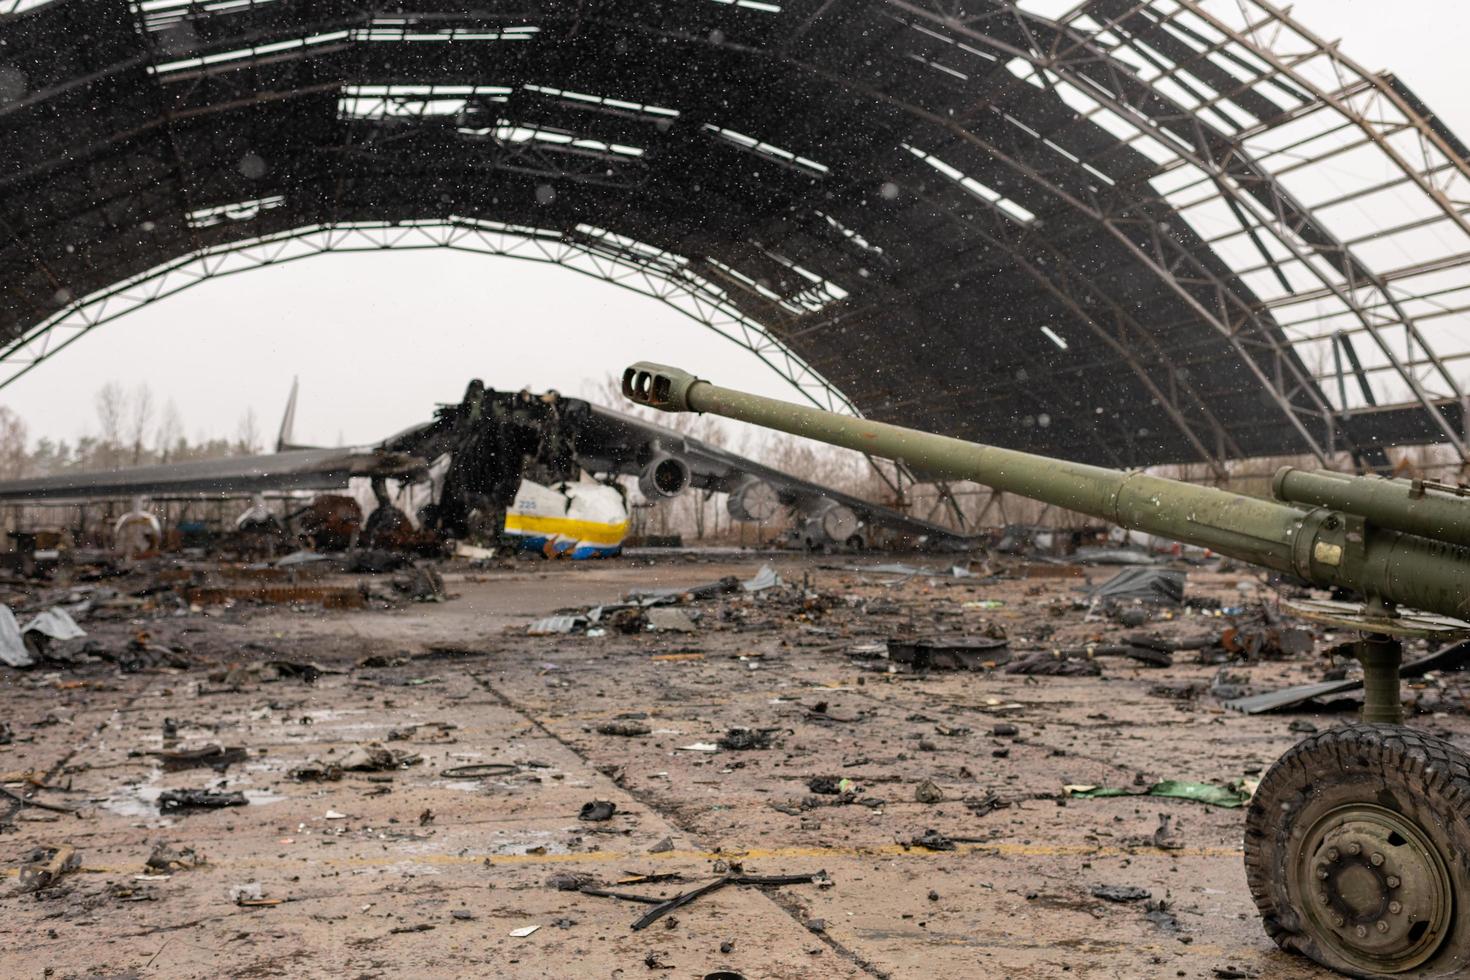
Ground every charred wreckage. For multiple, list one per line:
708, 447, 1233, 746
0, 381, 969, 560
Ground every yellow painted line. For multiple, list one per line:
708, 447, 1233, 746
4, 840, 1241, 877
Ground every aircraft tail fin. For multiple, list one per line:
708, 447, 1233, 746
276, 377, 300, 452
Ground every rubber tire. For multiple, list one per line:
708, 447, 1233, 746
1245, 724, 1470, 977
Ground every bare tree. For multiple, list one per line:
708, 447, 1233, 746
0, 406, 28, 480
94, 381, 127, 467
235, 408, 261, 455
127, 383, 154, 465
155, 399, 184, 462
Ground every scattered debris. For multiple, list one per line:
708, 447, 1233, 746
1092, 884, 1151, 903
1145, 898, 1181, 931
886, 636, 1010, 671
1088, 567, 1185, 604
146, 842, 202, 873
289, 761, 344, 783
291, 741, 422, 781
646, 607, 697, 633
579, 800, 617, 822
965, 792, 1008, 817
158, 789, 249, 813
1065, 780, 1251, 809
742, 564, 782, 592
718, 728, 777, 751
18, 845, 79, 892
629, 872, 827, 931
229, 881, 283, 907
392, 564, 446, 602
0, 605, 87, 667
340, 742, 422, 770
910, 829, 955, 851
914, 780, 945, 804
439, 763, 518, 779
0, 783, 78, 815
547, 871, 600, 892
598, 720, 653, 737
807, 776, 851, 795
1220, 622, 1313, 660
1004, 653, 1101, 676
678, 742, 720, 754
147, 744, 249, 772
528, 615, 584, 636
1225, 639, 1470, 713
1151, 814, 1184, 850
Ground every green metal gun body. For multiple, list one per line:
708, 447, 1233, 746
623, 363, 1470, 620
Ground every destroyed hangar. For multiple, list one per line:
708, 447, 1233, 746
2, 1, 1470, 978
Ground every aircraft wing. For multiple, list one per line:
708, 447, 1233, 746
572, 402, 975, 548
0, 448, 426, 502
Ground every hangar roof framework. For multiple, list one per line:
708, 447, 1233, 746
1, 0, 1468, 474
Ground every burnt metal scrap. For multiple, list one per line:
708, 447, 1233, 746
381, 382, 587, 540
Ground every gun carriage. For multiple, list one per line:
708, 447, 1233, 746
624, 361, 1470, 979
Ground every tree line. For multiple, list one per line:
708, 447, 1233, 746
0, 382, 263, 481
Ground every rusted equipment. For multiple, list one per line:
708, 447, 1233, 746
294, 495, 362, 551
623, 361, 1470, 978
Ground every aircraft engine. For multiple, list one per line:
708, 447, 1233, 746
114, 510, 161, 559
797, 500, 861, 549
637, 454, 691, 499
726, 478, 781, 522
816, 502, 860, 543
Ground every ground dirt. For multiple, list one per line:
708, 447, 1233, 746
2, 551, 1462, 979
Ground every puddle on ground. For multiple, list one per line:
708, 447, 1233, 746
99, 766, 285, 820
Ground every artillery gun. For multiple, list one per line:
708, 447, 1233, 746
623, 361, 1470, 978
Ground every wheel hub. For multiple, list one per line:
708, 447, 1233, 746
1297, 803, 1453, 973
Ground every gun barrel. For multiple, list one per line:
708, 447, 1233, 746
1273, 467, 1470, 549
623, 362, 1470, 620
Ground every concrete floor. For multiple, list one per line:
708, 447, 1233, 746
4, 553, 1451, 979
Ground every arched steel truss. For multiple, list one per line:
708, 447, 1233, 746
2, 0, 1467, 474
0, 218, 861, 415
880, 0, 1470, 466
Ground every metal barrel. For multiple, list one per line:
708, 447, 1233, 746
622, 362, 1470, 620
1273, 466, 1470, 549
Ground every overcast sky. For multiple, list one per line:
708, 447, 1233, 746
3, 0, 1464, 449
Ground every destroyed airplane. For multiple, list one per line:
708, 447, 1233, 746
0, 382, 970, 558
